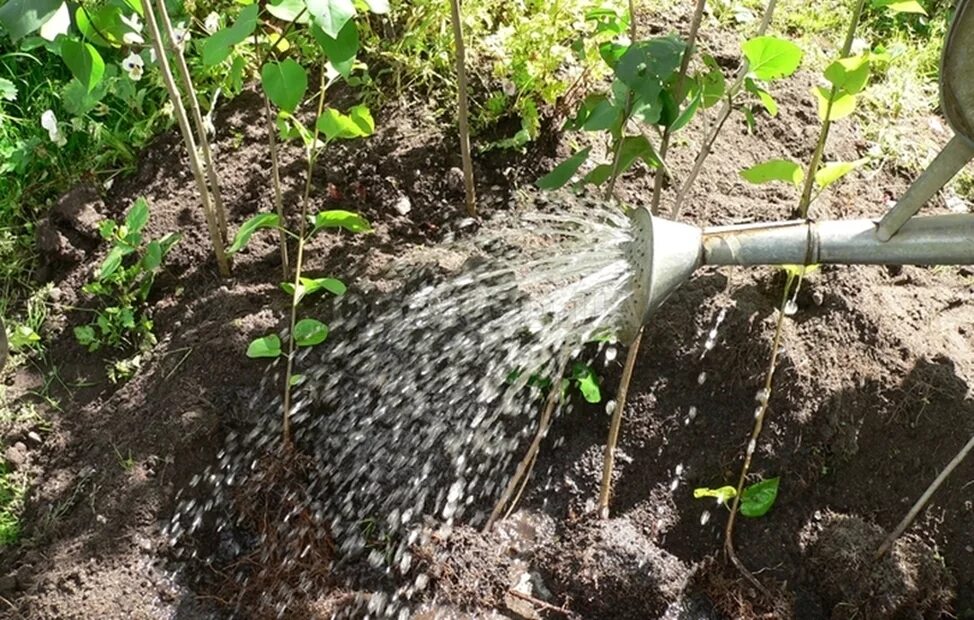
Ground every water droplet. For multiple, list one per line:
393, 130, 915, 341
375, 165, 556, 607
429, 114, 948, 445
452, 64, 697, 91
755, 389, 770, 405
784, 299, 798, 316
605, 400, 617, 415
605, 346, 618, 362
697, 371, 707, 385
700, 510, 711, 525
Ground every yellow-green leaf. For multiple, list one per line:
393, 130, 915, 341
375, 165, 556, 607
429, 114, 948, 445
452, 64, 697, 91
693, 486, 737, 503
742, 36, 803, 81
873, 0, 927, 14
812, 86, 857, 121
824, 54, 871, 95
740, 159, 804, 187
814, 159, 865, 189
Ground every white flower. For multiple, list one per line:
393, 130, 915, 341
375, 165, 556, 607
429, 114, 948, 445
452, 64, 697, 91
122, 52, 144, 81
41, 110, 66, 147
172, 21, 190, 51
123, 30, 145, 45
203, 12, 220, 34
120, 12, 143, 33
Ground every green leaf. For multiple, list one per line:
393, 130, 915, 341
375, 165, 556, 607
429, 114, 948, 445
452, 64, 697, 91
60, 40, 105, 93
159, 232, 181, 256
669, 90, 701, 132
572, 363, 601, 403
201, 4, 259, 67
316, 105, 374, 141
693, 486, 737, 503
312, 210, 371, 234
824, 54, 871, 95
312, 19, 359, 77
306, 0, 356, 39
227, 213, 281, 254
582, 98, 623, 131
74, 5, 124, 47
755, 89, 778, 116
740, 159, 804, 186
98, 245, 134, 280
814, 160, 864, 189
266, 0, 311, 22
617, 134, 662, 170
282, 277, 346, 304
261, 59, 308, 113
0, 0, 63, 39
289, 374, 304, 386
125, 197, 150, 234
872, 0, 927, 14
740, 477, 780, 517
742, 36, 803, 81
0, 78, 17, 102
537, 147, 591, 190
700, 56, 726, 108
247, 334, 282, 358
812, 86, 857, 121
614, 35, 686, 99
581, 164, 613, 186
143, 241, 162, 271
294, 318, 329, 346
62, 77, 106, 116
74, 325, 97, 349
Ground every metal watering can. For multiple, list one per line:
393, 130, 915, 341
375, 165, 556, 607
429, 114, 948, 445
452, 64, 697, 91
623, 0, 974, 336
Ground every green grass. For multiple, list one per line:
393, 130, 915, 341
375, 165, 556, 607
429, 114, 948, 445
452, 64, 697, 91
0, 460, 25, 546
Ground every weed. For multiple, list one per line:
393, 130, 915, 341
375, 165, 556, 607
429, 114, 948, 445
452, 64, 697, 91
0, 460, 25, 546
74, 197, 178, 380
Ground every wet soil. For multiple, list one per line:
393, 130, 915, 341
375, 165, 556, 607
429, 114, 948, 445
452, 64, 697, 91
2, 9, 973, 620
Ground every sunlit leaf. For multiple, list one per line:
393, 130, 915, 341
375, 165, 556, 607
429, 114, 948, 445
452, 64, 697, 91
294, 318, 329, 346
693, 485, 737, 503
700, 55, 726, 108
812, 86, 857, 121
60, 40, 105, 93
39, 1, 69, 41
125, 197, 150, 234
742, 36, 803, 81
572, 363, 602, 403
872, 0, 927, 14
316, 105, 374, 141
261, 59, 308, 113
824, 54, 871, 95
227, 213, 281, 254
364, 0, 390, 13
311, 210, 371, 234
0, 0, 63, 39
201, 4, 259, 66
740, 477, 780, 517
281, 277, 347, 304
0, 78, 17, 102
266, 0, 311, 22
537, 147, 591, 190
740, 159, 804, 186
814, 160, 865, 188
312, 19, 359, 77
306, 0, 356, 39
247, 334, 282, 358
614, 35, 686, 99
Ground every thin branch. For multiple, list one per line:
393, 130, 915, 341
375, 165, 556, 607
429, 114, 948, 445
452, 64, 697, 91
597, 328, 643, 517
141, 0, 229, 276
669, 0, 779, 218
154, 0, 228, 239
254, 30, 290, 277
876, 432, 974, 559
281, 65, 330, 447
650, 0, 707, 215
449, 0, 477, 216
797, 0, 867, 217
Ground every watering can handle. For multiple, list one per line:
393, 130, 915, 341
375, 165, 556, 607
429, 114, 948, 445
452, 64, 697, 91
876, 135, 974, 241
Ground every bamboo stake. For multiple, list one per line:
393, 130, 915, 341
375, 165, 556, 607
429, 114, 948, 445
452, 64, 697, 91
141, 0, 229, 277
449, 0, 477, 216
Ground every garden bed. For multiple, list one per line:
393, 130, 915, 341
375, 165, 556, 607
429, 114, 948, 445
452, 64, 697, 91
2, 12, 972, 620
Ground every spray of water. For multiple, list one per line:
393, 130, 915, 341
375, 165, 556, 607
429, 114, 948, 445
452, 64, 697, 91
167, 193, 643, 616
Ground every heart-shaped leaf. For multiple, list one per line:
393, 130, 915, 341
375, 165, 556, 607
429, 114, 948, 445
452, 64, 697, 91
742, 36, 802, 81
60, 39, 105, 93
201, 4, 259, 66
294, 318, 329, 346
312, 19, 359, 77
261, 59, 308, 113
247, 334, 282, 358
306, 0, 356, 39
740, 477, 780, 517
740, 159, 804, 186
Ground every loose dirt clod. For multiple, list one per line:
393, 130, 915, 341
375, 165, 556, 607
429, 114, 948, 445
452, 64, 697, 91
804, 512, 954, 619
539, 518, 691, 619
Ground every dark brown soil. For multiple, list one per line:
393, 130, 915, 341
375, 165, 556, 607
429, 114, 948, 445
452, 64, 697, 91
3, 9, 974, 620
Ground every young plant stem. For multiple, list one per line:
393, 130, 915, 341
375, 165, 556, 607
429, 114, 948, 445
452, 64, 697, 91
875, 432, 974, 559
486, 357, 569, 530
603, 0, 640, 201
154, 0, 228, 240
723, 278, 790, 597
669, 0, 779, 218
649, 0, 707, 215
797, 0, 867, 217
281, 66, 329, 447
254, 31, 290, 277
597, 328, 643, 517
141, 0, 229, 277
449, 0, 477, 216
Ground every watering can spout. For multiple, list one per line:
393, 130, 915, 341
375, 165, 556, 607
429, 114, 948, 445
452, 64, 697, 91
623, 208, 974, 339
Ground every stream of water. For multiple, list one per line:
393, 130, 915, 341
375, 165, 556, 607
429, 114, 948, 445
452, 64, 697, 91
168, 193, 645, 617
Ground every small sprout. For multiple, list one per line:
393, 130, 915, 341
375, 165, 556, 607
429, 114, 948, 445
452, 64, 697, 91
740, 477, 780, 517
693, 485, 737, 505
